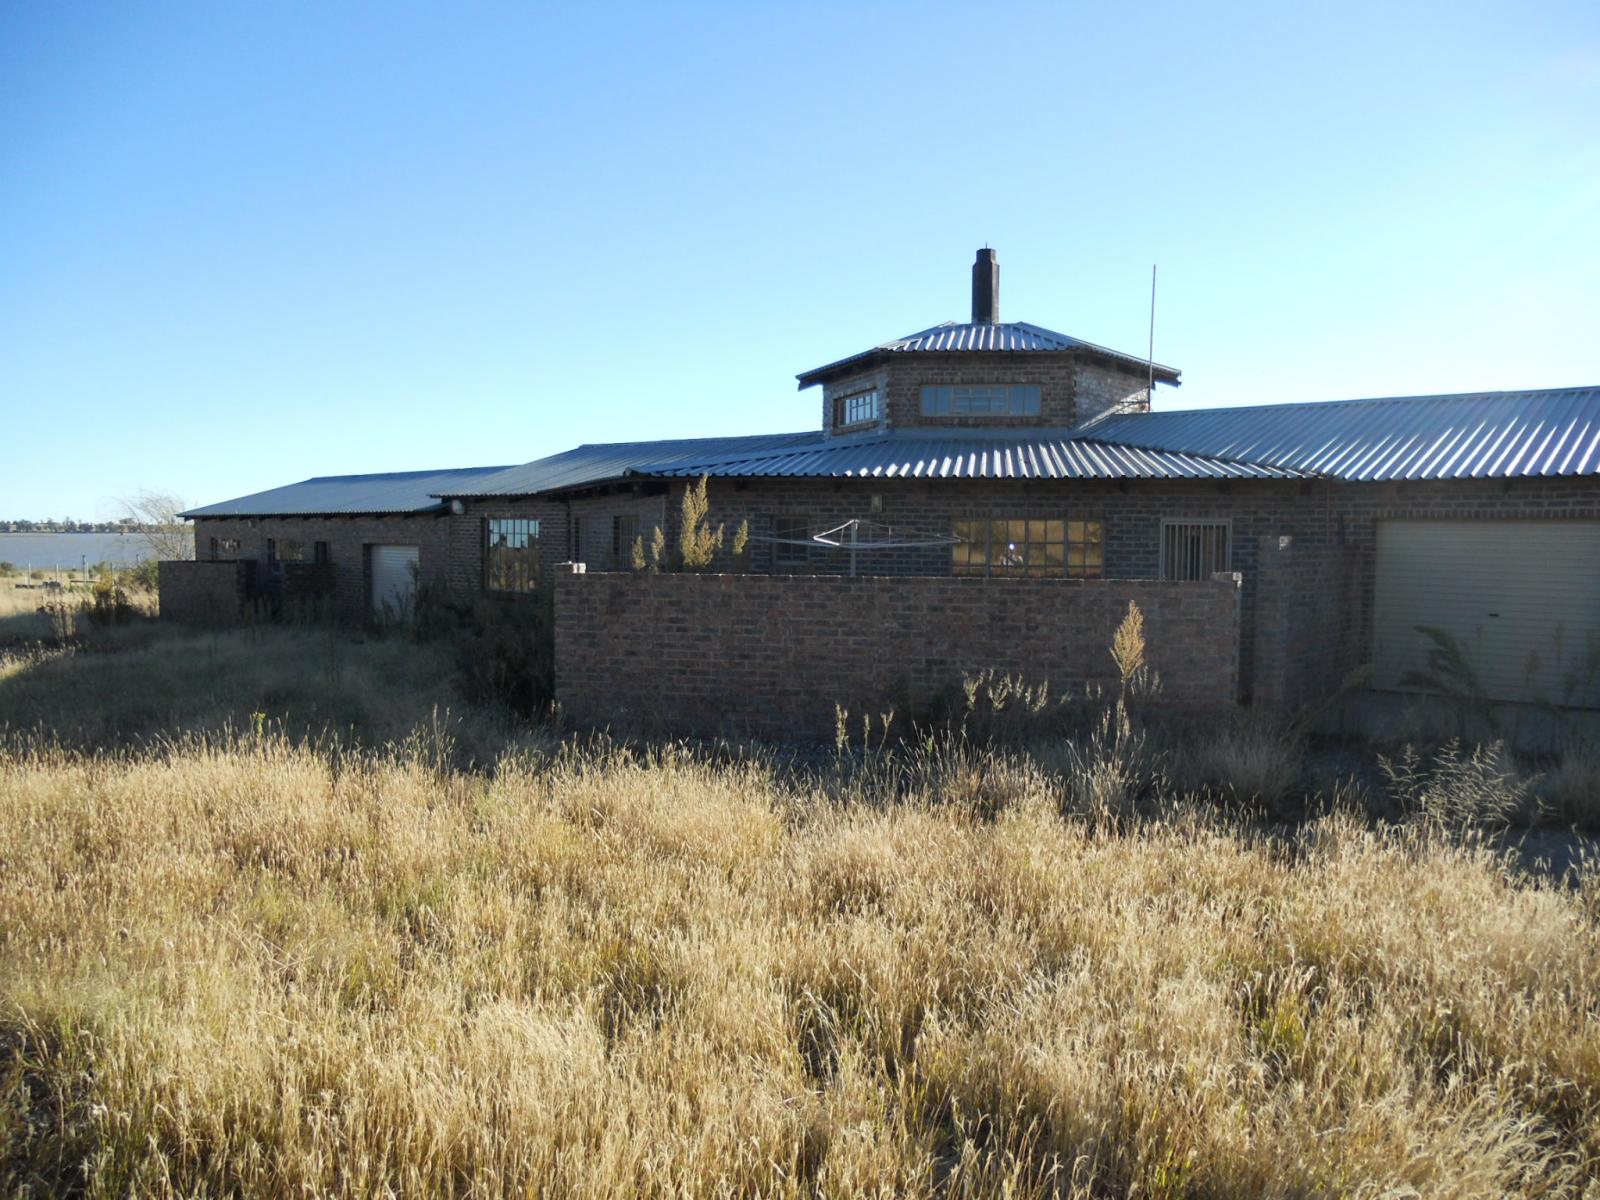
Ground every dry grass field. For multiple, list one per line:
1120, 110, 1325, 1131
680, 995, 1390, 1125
3, 619, 1600, 1197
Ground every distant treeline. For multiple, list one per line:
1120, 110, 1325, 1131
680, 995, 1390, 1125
1, 520, 182, 534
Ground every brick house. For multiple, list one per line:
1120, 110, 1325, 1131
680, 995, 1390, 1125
177, 249, 1600, 716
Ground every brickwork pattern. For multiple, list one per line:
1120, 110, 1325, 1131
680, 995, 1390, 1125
192, 514, 452, 623
444, 498, 569, 598
1251, 536, 1363, 713
568, 492, 672, 571
1073, 362, 1152, 423
158, 560, 246, 624
818, 355, 1152, 435
554, 570, 1242, 740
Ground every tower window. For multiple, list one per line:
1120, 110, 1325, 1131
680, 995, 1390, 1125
921, 384, 1041, 417
834, 389, 881, 427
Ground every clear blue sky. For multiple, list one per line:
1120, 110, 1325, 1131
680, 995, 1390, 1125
2, 2, 1596, 519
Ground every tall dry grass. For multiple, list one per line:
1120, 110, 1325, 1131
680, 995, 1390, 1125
2, 722, 1598, 1197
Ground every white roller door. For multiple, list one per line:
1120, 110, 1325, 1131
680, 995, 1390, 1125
369, 545, 420, 620
1373, 519, 1600, 706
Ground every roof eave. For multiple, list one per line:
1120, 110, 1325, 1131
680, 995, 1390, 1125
796, 345, 1181, 390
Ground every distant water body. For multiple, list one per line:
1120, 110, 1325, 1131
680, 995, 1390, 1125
0, 531, 191, 571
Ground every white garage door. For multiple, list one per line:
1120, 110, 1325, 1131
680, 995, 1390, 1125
1373, 519, 1600, 707
369, 545, 420, 620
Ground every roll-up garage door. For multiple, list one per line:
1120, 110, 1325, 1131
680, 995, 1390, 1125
369, 545, 420, 620
1373, 519, 1600, 706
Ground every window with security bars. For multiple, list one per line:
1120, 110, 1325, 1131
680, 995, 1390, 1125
486, 518, 540, 592
209, 537, 241, 560
952, 519, 1103, 578
613, 515, 640, 566
1160, 520, 1231, 581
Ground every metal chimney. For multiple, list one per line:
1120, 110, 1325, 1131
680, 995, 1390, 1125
971, 248, 999, 324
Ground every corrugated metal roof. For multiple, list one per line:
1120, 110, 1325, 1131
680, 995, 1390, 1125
796, 320, 1181, 387
431, 432, 816, 497
1084, 386, 1600, 481
635, 428, 1306, 482
180, 465, 514, 518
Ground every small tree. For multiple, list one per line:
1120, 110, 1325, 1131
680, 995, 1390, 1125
1110, 600, 1146, 684
649, 525, 665, 571
731, 519, 750, 571
678, 475, 724, 572
630, 535, 647, 572
117, 489, 193, 561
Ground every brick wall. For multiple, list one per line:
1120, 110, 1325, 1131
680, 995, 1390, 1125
1251, 536, 1363, 713
554, 570, 1241, 739
192, 513, 452, 623
568, 492, 672, 571
634, 473, 1600, 703
1074, 361, 1152, 423
158, 560, 247, 623
817, 353, 1153, 435
444, 498, 569, 597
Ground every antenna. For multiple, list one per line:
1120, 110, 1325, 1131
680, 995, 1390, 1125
1146, 264, 1157, 403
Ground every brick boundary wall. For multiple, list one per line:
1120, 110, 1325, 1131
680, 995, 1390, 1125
158, 560, 247, 624
554, 570, 1241, 740
1251, 536, 1363, 714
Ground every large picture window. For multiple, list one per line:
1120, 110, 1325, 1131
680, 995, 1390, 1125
486, 518, 540, 592
952, 518, 1103, 578
921, 385, 1041, 417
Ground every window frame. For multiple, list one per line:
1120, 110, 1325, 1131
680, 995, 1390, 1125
267, 537, 306, 570
772, 515, 813, 573
1159, 518, 1232, 581
920, 384, 1042, 418
951, 517, 1103, 579
484, 517, 542, 593
612, 514, 641, 566
833, 388, 882, 429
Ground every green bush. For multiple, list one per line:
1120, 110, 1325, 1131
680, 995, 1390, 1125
412, 584, 554, 716
117, 560, 160, 591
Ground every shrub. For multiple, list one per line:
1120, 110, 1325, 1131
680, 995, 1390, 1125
1170, 713, 1304, 811
413, 585, 554, 717
678, 475, 724, 571
1540, 744, 1600, 829
84, 578, 135, 628
1379, 740, 1533, 834
116, 559, 160, 591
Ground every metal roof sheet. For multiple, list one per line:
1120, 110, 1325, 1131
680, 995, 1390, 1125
431, 432, 817, 497
634, 428, 1305, 482
1084, 386, 1600, 481
796, 320, 1181, 387
180, 465, 515, 518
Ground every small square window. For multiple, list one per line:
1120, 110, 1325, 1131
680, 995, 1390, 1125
1161, 520, 1230, 580
835, 389, 881, 428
